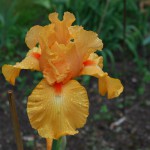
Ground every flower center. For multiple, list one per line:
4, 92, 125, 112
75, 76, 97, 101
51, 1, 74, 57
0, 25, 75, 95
83, 60, 95, 66
32, 52, 41, 59
54, 82, 63, 95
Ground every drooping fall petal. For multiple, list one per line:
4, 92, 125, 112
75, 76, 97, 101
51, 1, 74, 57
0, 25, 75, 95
27, 79, 89, 139
80, 53, 123, 99
2, 47, 41, 85
99, 76, 124, 99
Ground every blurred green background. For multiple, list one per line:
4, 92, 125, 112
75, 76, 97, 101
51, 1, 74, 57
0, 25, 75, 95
0, 0, 150, 150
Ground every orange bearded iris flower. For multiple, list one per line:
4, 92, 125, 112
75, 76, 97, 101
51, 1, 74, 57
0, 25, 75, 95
2, 12, 123, 139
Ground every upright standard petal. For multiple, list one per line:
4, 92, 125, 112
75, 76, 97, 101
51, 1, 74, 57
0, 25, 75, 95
25, 25, 43, 49
49, 12, 75, 44
27, 79, 89, 139
69, 26, 103, 60
40, 42, 82, 85
40, 42, 71, 85
25, 25, 56, 50
2, 47, 41, 85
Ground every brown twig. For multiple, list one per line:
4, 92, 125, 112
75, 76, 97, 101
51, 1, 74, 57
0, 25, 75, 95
7, 90, 24, 150
122, 0, 127, 114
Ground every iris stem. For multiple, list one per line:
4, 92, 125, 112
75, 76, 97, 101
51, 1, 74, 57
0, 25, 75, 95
7, 90, 24, 150
52, 136, 67, 150
46, 138, 53, 150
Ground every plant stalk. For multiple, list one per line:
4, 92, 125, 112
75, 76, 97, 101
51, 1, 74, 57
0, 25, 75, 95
46, 138, 53, 150
123, 0, 127, 114
7, 90, 24, 150
52, 136, 67, 150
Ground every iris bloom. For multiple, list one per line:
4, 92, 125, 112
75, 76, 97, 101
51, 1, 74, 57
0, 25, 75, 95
2, 12, 123, 140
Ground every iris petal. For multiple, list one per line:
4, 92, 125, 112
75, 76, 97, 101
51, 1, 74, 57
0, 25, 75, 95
25, 24, 55, 50
80, 53, 106, 78
99, 76, 124, 99
80, 53, 123, 99
69, 26, 103, 60
27, 79, 89, 139
49, 12, 75, 44
2, 47, 41, 85
25, 25, 43, 49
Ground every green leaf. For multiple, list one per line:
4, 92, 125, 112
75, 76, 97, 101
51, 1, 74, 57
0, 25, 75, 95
125, 38, 138, 59
81, 75, 91, 86
100, 105, 108, 113
143, 71, 150, 83
105, 49, 115, 71
143, 36, 150, 46
33, 0, 51, 9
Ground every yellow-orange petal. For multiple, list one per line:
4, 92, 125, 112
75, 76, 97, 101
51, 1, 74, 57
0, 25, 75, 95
40, 42, 71, 85
49, 12, 75, 27
2, 47, 41, 85
69, 27, 103, 60
63, 12, 75, 26
48, 12, 59, 23
2, 65, 20, 86
99, 76, 123, 99
25, 25, 43, 49
98, 76, 107, 97
48, 12, 75, 44
80, 65, 107, 78
88, 53, 103, 68
80, 53, 106, 78
27, 79, 89, 139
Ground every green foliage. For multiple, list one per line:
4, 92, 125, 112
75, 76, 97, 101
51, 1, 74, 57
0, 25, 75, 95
0, 0, 49, 66
0, 0, 150, 94
93, 104, 114, 122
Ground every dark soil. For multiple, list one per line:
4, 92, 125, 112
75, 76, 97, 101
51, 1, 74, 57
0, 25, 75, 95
0, 62, 150, 150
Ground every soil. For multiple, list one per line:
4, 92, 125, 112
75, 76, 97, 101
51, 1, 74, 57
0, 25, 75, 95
0, 62, 150, 150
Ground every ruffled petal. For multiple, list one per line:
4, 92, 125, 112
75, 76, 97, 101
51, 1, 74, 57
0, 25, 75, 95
49, 12, 75, 27
80, 53, 106, 78
40, 42, 71, 85
40, 42, 82, 85
63, 12, 76, 26
25, 25, 43, 49
2, 47, 41, 85
49, 12, 75, 44
25, 25, 56, 50
99, 76, 123, 99
88, 53, 103, 68
2, 65, 20, 86
80, 66, 106, 78
27, 79, 89, 139
69, 26, 103, 60
80, 53, 123, 99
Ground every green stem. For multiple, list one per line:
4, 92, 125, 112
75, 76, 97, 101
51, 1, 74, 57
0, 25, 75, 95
52, 136, 66, 150
7, 90, 24, 150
